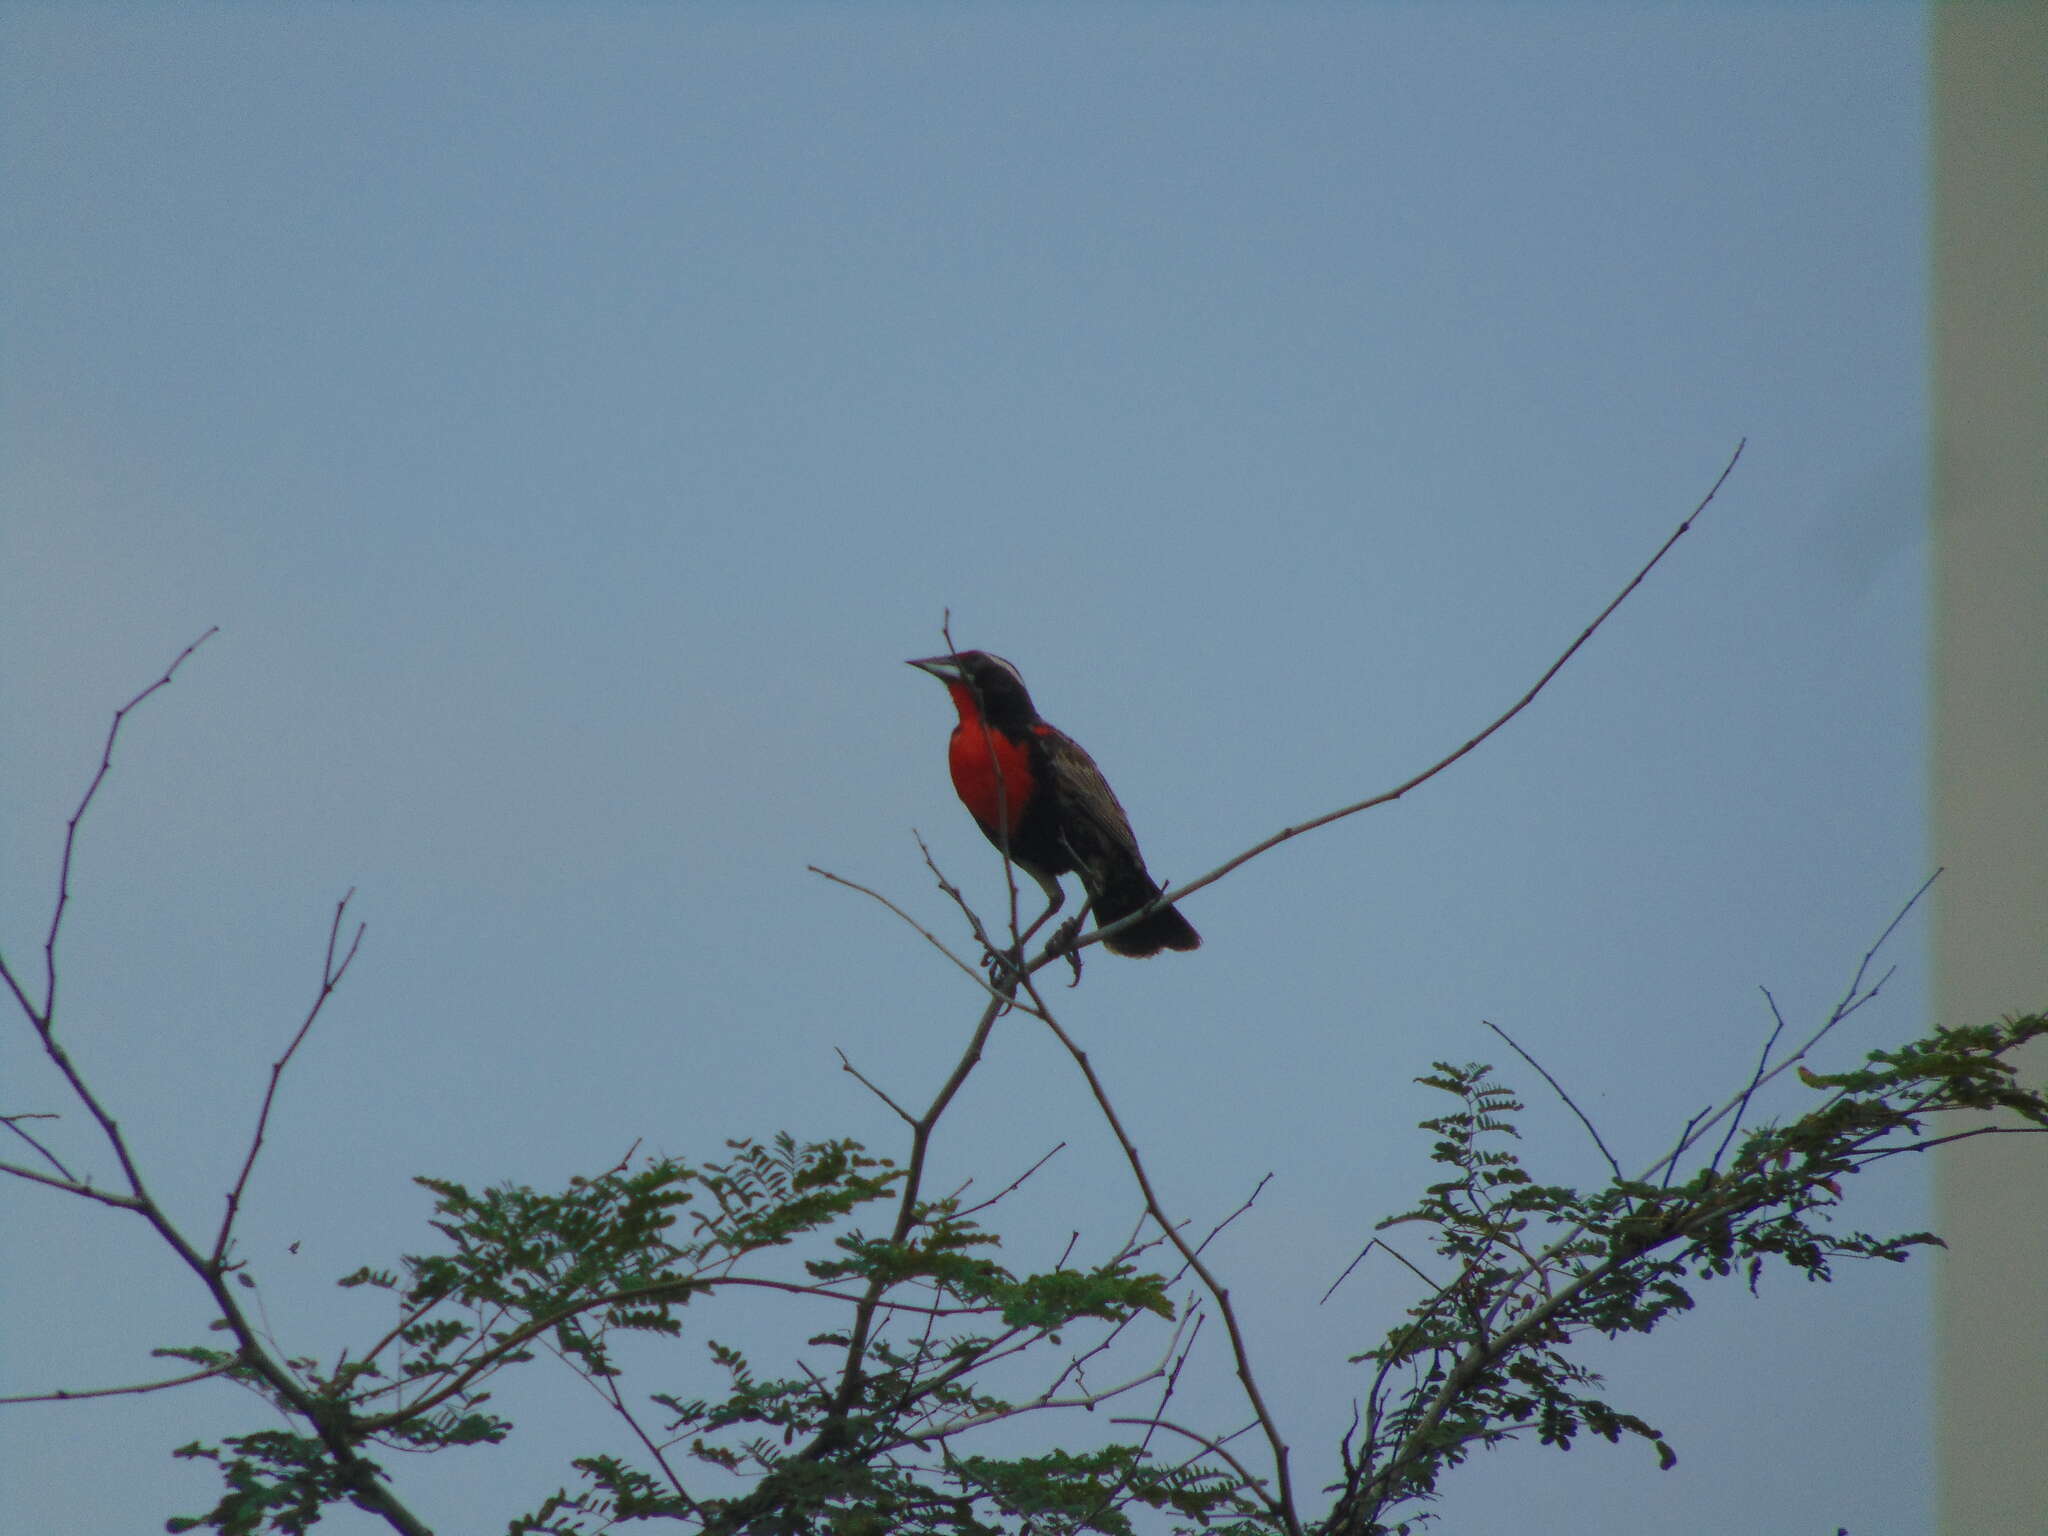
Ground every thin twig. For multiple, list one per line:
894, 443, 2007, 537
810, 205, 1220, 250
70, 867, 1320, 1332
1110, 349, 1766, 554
1663, 1106, 1712, 1190
0, 1361, 238, 1406
953, 1142, 1067, 1221
1020, 969, 1302, 1535
0, 1113, 75, 1182
813, 986, 1015, 1455
1061, 442, 1746, 959
912, 831, 1021, 974
1075, 1315, 1206, 1529
808, 863, 1036, 1013
1862, 1124, 2047, 1159
890, 1337, 1177, 1448
0, 1158, 143, 1208
1320, 1236, 1440, 1307
1039, 1211, 1183, 1402
1639, 870, 1939, 1187
1107, 1415, 1272, 1506
1711, 988, 1790, 1173
23, 627, 220, 1024
1174, 1171, 1273, 1283
1832, 869, 1940, 1018
833, 1048, 919, 1127
1485, 1021, 1625, 1185
560, 1342, 707, 1519
213, 891, 365, 1268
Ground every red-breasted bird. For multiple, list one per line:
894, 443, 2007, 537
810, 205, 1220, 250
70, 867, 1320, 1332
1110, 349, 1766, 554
908, 651, 1200, 958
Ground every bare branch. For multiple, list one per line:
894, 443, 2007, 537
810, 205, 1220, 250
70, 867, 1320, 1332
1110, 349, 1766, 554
577, 1363, 706, 1519
1640, 869, 1938, 1187
0, 1112, 77, 1183
1065, 444, 1746, 957
1861, 1124, 2048, 1159
1711, 987, 1790, 1173
1662, 1105, 1712, 1190
1320, 1236, 1440, 1308
1832, 868, 1940, 1018
834, 1048, 919, 1127
1023, 974, 1302, 1535
952, 1141, 1067, 1221
213, 891, 366, 1268
0, 1360, 237, 1406
1108, 1414, 1272, 1508
912, 831, 1015, 967
1076, 1312, 1205, 1527
889, 1338, 1175, 1449
11, 627, 221, 1026
808, 862, 1036, 1014
0, 1157, 144, 1209
1485, 1021, 1625, 1185
813, 985, 1015, 1456
1175, 1171, 1273, 1281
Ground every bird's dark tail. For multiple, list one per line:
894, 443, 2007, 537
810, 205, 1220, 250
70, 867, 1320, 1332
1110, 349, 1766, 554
1091, 872, 1201, 958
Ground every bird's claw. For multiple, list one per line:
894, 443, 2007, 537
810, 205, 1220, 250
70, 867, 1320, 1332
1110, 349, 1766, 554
981, 943, 1026, 983
1045, 916, 1087, 986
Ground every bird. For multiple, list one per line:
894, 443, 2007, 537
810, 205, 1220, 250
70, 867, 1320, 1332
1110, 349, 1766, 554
907, 650, 1200, 958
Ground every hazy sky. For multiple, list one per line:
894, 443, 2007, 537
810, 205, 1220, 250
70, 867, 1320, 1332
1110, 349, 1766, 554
3, 6, 1931, 1532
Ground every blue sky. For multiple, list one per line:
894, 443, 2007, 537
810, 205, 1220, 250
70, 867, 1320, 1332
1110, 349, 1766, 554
3, 6, 1931, 1531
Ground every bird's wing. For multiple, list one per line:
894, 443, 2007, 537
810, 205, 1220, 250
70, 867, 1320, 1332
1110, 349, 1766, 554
1034, 726, 1144, 876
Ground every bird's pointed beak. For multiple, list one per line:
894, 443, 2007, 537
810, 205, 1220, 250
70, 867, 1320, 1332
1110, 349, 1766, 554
907, 654, 963, 681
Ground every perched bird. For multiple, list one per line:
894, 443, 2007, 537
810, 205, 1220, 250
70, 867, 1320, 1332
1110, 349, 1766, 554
908, 650, 1200, 958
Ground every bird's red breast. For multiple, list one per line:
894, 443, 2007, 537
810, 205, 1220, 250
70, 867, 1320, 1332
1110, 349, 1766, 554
941, 677, 1041, 837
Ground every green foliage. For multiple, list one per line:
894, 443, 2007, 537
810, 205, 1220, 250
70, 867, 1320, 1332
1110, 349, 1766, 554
167, 1136, 903, 1533
1326, 1013, 2048, 1535
817, 1225, 1174, 1334
148, 1016, 2048, 1534
168, 1433, 360, 1536
948, 1446, 1265, 1534
162, 1132, 1231, 1536
73, 1009, 2048, 1535
505, 1185, 1201, 1534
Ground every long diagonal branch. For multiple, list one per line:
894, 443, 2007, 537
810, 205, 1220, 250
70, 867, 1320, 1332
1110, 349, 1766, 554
1020, 969, 1303, 1535
1062, 442, 1746, 960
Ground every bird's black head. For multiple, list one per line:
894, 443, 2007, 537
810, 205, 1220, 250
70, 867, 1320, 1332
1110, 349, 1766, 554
907, 650, 1040, 729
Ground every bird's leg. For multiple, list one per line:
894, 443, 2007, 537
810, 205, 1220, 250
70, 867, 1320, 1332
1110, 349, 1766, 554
981, 865, 1063, 979
1046, 893, 1093, 986
1013, 866, 1066, 949
1044, 892, 1093, 955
